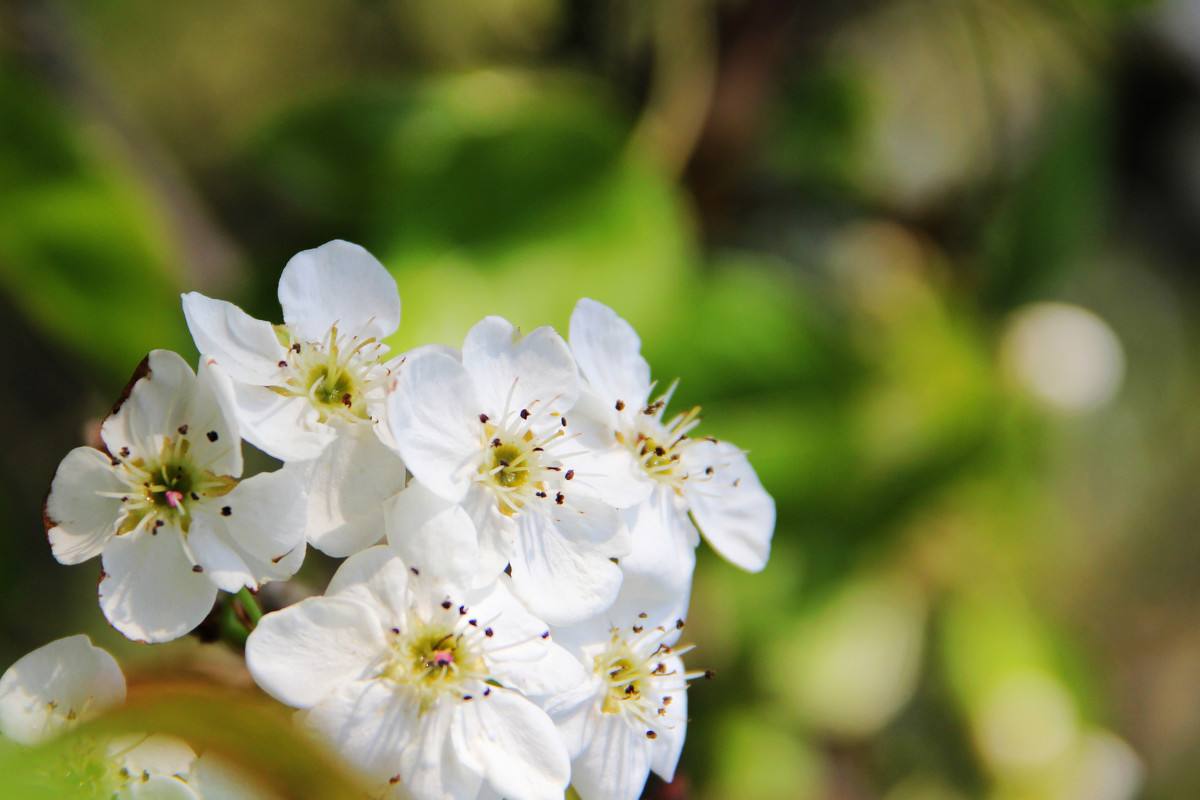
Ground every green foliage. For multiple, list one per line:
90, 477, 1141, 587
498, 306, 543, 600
0, 67, 190, 380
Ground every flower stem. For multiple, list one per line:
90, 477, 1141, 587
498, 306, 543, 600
235, 587, 264, 627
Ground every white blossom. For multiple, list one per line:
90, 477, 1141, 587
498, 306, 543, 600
245, 546, 582, 800
569, 298, 776, 582
0, 635, 125, 746
546, 592, 704, 800
0, 636, 202, 798
384, 316, 637, 625
44, 350, 307, 643
182, 240, 407, 556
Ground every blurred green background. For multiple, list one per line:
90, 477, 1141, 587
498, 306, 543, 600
3, 0, 1200, 797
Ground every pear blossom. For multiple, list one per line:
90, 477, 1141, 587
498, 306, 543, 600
0, 635, 125, 746
245, 546, 583, 800
0, 635, 203, 798
546, 597, 704, 800
44, 349, 307, 643
182, 240, 407, 556
569, 298, 776, 579
384, 316, 635, 625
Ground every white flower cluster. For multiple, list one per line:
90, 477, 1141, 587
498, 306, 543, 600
15, 241, 776, 800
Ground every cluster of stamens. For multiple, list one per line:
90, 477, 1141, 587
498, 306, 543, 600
272, 324, 391, 424
614, 389, 704, 492
380, 608, 493, 712
595, 616, 709, 741
101, 434, 235, 534
474, 400, 577, 516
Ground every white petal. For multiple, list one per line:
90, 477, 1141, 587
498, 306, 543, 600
123, 776, 199, 800
570, 715, 653, 800
386, 482, 485, 588
386, 348, 480, 502
45, 447, 123, 565
220, 464, 308, 581
544, 680, 603, 759
0, 635, 125, 745
613, 487, 695, 626
99, 350, 243, 477
303, 679, 417, 784
466, 581, 586, 698
101, 350, 197, 458
186, 358, 244, 477
190, 752, 274, 800
461, 317, 579, 420
181, 292, 286, 385
325, 546, 411, 623
459, 688, 571, 800
566, 443, 654, 511
110, 733, 196, 778
304, 426, 405, 557
396, 701, 484, 800
99, 526, 218, 643
463, 486, 518, 581
648, 657, 688, 782
569, 299, 652, 413
187, 514, 255, 593
245, 596, 386, 709
507, 508, 625, 627
682, 440, 775, 572
278, 240, 400, 342
230, 384, 332, 462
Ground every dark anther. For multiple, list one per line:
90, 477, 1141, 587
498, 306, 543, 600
190, 492, 200, 501
536, 491, 547, 498
178, 424, 189, 435
292, 343, 302, 353
485, 627, 494, 637
221, 506, 232, 516
120, 447, 131, 457
540, 631, 550, 639
520, 409, 530, 420
463, 695, 473, 701
705, 466, 714, 475
654, 446, 666, 457
704, 670, 715, 679
458, 605, 467, 615
560, 417, 568, 427
468, 619, 478, 627
391, 627, 401, 634
206, 431, 219, 442
192, 565, 204, 573
483, 687, 491, 697
555, 492, 565, 505
646, 731, 657, 739
277, 360, 288, 368
675, 619, 685, 629
565, 469, 575, 481
154, 519, 164, 528
615, 400, 625, 411
633, 625, 644, 634
479, 413, 489, 423
504, 564, 513, 576
441, 600, 452, 609
410, 567, 420, 575
342, 393, 353, 407
491, 438, 502, 448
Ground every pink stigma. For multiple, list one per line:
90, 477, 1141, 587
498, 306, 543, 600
165, 490, 185, 510
433, 649, 455, 667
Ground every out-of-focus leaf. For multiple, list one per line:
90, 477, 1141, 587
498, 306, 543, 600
0, 68, 190, 378
233, 70, 693, 346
